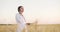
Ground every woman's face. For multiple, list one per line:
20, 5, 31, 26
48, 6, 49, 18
19, 6, 24, 14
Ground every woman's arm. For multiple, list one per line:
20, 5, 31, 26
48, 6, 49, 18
16, 14, 22, 23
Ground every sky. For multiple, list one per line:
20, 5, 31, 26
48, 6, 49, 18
0, 0, 60, 24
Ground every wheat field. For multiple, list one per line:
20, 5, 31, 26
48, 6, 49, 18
0, 24, 60, 32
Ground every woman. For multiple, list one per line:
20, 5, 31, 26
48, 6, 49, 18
16, 6, 28, 32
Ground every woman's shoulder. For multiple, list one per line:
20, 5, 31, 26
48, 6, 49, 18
16, 13, 21, 17
16, 13, 19, 15
16, 13, 20, 16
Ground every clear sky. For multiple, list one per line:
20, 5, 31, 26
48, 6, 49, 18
0, 0, 60, 24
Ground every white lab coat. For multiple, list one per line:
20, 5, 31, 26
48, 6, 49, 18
16, 13, 27, 32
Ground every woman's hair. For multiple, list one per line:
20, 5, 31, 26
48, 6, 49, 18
18, 6, 23, 12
